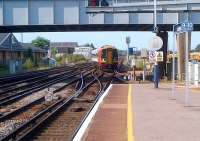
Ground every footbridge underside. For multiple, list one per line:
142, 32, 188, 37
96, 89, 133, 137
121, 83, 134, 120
0, 0, 200, 32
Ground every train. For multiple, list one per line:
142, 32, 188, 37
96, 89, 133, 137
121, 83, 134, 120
97, 45, 118, 71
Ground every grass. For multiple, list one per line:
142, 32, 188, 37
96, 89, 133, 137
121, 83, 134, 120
0, 67, 9, 77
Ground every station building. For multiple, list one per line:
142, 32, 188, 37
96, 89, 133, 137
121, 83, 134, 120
0, 33, 47, 73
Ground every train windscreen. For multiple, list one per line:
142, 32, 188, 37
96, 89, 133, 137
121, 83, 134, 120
113, 49, 118, 61
102, 49, 107, 59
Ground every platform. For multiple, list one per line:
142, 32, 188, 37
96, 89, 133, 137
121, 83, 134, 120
79, 83, 200, 141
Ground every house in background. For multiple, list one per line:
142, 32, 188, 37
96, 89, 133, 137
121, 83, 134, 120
21, 43, 47, 61
50, 42, 78, 57
73, 46, 93, 59
0, 33, 47, 73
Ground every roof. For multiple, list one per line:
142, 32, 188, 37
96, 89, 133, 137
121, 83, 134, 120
0, 33, 47, 53
0, 33, 9, 44
99, 45, 117, 51
51, 42, 78, 48
21, 43, 47, 53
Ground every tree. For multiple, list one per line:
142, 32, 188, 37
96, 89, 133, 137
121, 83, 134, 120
195, 44, 200, 52
82, 43, 96, 49
51, 47, 58, 58
24, 48, 34, 61
31, 37, 50, 49
90, 43, 96, 49
83, 43, 90, 47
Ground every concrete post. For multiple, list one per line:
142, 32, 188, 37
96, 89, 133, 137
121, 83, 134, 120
176, 32, 191, 81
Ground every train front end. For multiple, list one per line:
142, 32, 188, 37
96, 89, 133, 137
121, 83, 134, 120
98, 45, 118, 71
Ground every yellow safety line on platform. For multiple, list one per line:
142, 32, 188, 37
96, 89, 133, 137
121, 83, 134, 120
128, 84, 135, 141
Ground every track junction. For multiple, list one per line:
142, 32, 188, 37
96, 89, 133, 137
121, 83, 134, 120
0, 62, 129, 141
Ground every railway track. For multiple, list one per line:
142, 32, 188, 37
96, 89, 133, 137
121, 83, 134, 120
0, 63, 91, 90
0, 65, 75, 85
0, 70, 114, 141
0, 66, 96, 124
0, 63, 96, 106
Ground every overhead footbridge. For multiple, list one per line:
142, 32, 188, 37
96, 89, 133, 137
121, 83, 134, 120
0, 0, 200, 32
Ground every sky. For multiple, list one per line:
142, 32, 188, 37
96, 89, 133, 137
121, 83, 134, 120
14, 31, 200, 51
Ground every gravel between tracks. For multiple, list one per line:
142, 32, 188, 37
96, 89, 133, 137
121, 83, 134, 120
0, 84, 76, 139
30, 82, 102, 141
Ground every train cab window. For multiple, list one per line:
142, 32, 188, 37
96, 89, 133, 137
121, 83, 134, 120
113, 50, 118, 61
102, 49, 107, 59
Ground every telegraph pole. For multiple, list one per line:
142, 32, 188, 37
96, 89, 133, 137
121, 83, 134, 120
126, 36, 130, 64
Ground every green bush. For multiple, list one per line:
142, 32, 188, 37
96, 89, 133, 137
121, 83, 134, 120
55, 54, 88, 65
55, 56, 65, 65
0, 65, 9, 76
23, 58, 34, 70
136, 60, 144, 70
66, 54, 87, 63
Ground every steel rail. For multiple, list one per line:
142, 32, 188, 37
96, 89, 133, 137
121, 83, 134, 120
0, 64, 86, 95
0, 97, 44, 122
69, 73, 113, 141
0, 63, 89, 88
0, 65, 68, 84
0, 66, 95, 106
0, 69, 96, 141
0, 69, 96, 123
0, 63, 91, 84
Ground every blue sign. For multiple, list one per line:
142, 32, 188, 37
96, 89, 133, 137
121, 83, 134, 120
128, 47, 137, 55
128, 48, 133, 55
176, 22, 193, 33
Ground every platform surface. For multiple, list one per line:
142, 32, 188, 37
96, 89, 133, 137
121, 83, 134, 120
82, 84, 128, 141
82, 83, 200, 141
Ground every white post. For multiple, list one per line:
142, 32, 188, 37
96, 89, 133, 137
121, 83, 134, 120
143, 58, 145, 81
185, 32, 190, 106
127, 43, 129, 63
172, 28, 176, 99
21, 33, 23, 43
194, 63, 199, 87
154, 0, 157, 31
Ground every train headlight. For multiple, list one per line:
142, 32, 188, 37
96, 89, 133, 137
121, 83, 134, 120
102, 58, 106, 62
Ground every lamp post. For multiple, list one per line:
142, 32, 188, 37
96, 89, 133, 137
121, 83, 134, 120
153, 0, 160, 88
153, 0, 157, 32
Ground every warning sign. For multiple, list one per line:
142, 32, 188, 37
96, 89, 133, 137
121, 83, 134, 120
149, 50, 157, 63
156, 51, 163, 62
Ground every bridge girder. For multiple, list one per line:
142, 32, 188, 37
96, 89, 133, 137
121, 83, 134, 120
0, 0, 200, 32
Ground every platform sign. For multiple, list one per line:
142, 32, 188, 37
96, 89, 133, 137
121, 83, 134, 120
156, 51, 163, 62
176, 22, 193, 33
149, 50, 157, 63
